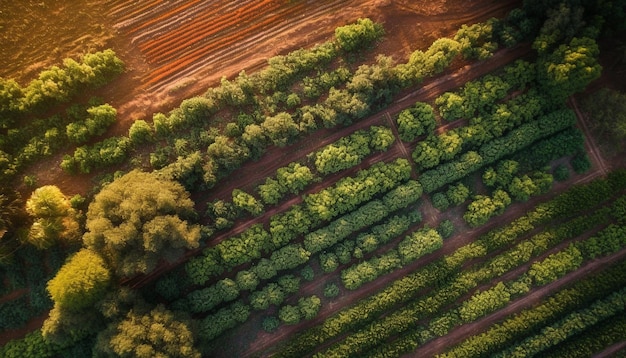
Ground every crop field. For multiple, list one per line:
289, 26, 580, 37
1, 0, 626, 357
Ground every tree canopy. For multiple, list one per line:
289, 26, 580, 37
47, 249, 111, 311
83, 170, 201, 277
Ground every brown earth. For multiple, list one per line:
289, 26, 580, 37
5, 0, 626, 355
6, 0, 521, 197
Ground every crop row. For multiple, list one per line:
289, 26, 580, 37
351, 199, 626, 357
271, 170, 626, 357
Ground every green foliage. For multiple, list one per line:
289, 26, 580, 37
320, 251, 340, 273
198, 301, 250, 342
463, 189, 511, 228
298, 295, 322, 320
128, 119, 154, 145
508, 172, 553, 202
235, 270, 260, 292
553, 164, 570, 182
497, 288, 626, 358
538, 37, 602, 101
335, 18, 385, 52
12, 49, 124, 112
311, 129, 371, 175
25, 185, 80, 249
261, 112, 300, 147
369, 125, 395, 151
83, 170, 200, 277
459, 282, 510, 322
300, 265, 315, 281
397, 228, 443, 265
454, 20, 499, 60
396, 102, 436, 142
571, 152, 592, 174
438, 219, 455, 239
61, 136, 131, 174
232, 189, 264, 216
582, 88, 626, 144
324, 283, 341, 298
95, 304, 200, 358
65, 104, 116, 144
262, 316, 280, 333
431, 192, 450, 211
446, 182, 471, 206
305, 158, 411, 222
47, 249, 111, 311
279, 304, 302, 325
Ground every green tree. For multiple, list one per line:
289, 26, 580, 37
538, 37, 602, 101
262, 316, 280, 332
25, 185, 80, 249
335, 18, 384, 52
279, 304, 302, 325
324, 282, 341, 298
83, 170, 201, 277
261, 112, 300, 147
95, 304, 200, 358
582, 88, 626, 145
446, 182, 471, 206
47, 249, 111, 311
298, 295, 322, 320
396, 102, 436, 141
232, 189, 264, 216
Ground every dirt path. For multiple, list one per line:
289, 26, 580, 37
594, 341, 626, 358
411, 247, 626, 357
569, 96, 609, 175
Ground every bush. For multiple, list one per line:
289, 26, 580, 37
571, 153, 591, 174
553, 164, 570, 181
335, 18, 384, 52
263, 316, 280, 332
324, 283, 341, 298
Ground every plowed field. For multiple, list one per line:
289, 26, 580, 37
2, 0, 519, 128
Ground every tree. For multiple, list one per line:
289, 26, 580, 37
261, 112, 300, 147
235, 270, 260, 291
232, 189, 264, 216
324, 283, 341, 298
538, 37, 602, 101
95, 304, 200, 358
369, 126, 395, 151
279, 304, 302, 325
432, 192, 450, 211
446, 183, 471, 206
335, 18, 384, 52
582, 88, 626, 145
83, 170, 201, 277
25, 185, 80, 249
262, 316, 280, 332
47, 249, 111, 311
128, 119, 154, 145
396, 102, 436, 142
298, 295, 321, 320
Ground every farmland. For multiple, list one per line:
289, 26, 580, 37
1, 0, 626, 357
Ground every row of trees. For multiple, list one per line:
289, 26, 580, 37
257, 162, 318, 205
419, 108, 576, 194
441, 261, 626, 358
310, 126, 394, 175
341, 228, 442, 290
273, 171, 626, 357
0, 49, 124, 121
319, 213, 419, 273
185, 159, 413, 287
318, 189, 623, 357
